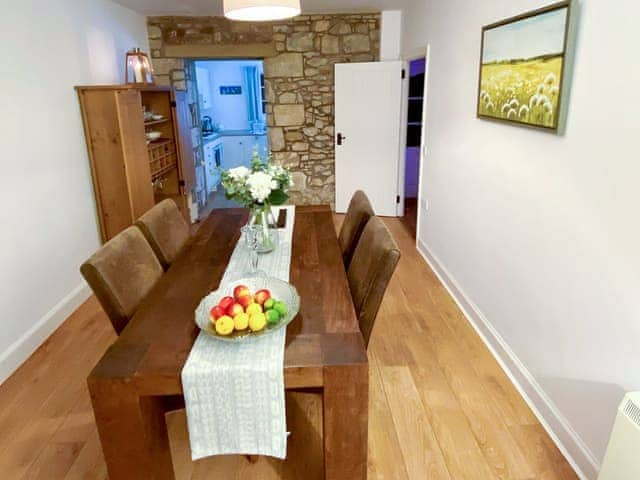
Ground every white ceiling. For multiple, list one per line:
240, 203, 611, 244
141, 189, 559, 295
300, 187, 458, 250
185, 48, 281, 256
112, 0, 407, 16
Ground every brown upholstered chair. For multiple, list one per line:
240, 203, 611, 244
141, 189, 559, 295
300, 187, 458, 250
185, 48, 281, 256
135, 199, 190, 270
338, 190, 375, 268
347, 217, 401, 348
80, 226, 163, 335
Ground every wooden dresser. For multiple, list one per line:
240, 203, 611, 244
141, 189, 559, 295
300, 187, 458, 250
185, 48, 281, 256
76, 85, 195, 242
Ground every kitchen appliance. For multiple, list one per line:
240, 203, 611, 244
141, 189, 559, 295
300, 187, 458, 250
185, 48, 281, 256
201, 116, 214, 136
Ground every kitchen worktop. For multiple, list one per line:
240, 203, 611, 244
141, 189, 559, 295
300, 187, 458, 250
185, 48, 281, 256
202, 130, 267, 144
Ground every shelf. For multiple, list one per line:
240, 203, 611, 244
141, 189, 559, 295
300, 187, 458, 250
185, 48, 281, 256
147, 138, 172, 148
151, 163, 177, 180
149, 152, 176, 163
144, 118, 170, 127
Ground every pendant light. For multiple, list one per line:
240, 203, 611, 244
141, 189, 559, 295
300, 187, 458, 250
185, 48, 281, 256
124, 48, 154, 85
224, 0, 301, 22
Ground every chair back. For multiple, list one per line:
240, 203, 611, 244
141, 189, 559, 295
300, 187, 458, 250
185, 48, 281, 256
80, 226, 163, 334
347, 217, 401, 347
135, 199, 190, 269
338, 190, 375, 268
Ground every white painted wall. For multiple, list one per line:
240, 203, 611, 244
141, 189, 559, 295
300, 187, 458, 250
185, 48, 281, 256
403, 0, 640, 478
380, 10, 403, 61
0, 0, 149, 383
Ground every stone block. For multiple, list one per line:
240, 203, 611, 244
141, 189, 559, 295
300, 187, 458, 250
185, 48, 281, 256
321, 35, 340, 55
264, 53, 303, 78
292, 142, 310, 151
306, 57, 328, 67
290, 171, 307, 192
279, 92, 297, 103
343, 34, 371, 53
273, 104, 305, 126
329, 22, 351, 35
274, 152, 300, 168
313, 20, 331, 32
148, 25, 162, 39
151, 58, 184, 75
286, 32, 314, 52
268, 127, 285, 151
285, 131, 304, 141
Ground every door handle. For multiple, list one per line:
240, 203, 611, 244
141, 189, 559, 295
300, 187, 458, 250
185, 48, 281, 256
337, 133, 346, 146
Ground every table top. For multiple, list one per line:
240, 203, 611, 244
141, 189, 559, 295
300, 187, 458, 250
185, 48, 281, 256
88, 205, 367, 394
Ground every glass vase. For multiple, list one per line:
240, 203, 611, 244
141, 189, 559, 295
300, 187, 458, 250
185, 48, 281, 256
248, 204, 279, 254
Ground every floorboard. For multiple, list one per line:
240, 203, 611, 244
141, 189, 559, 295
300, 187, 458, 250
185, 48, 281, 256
0, 215, 578, 480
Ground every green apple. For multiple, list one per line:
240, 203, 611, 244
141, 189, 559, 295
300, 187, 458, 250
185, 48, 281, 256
265, 309, 280, 325
274, 301, 287, 316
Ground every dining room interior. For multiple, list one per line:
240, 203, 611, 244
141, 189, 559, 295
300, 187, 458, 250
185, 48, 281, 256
1, 0, 639, 479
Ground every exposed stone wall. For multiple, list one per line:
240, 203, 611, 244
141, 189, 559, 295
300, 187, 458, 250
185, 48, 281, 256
147, 14, 380, 205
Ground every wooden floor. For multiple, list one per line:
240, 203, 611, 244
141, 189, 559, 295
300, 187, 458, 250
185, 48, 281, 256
0, 215, 578, 480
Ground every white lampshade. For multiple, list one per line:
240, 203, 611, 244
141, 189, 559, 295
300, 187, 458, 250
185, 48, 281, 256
224, 0, 301, 21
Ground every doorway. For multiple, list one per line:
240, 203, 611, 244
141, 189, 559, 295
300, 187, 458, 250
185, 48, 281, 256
401, 58, 426, 237
192, 59, 269, 217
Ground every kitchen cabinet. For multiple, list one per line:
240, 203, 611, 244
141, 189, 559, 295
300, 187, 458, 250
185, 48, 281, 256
76, 85, 194, 242
220, 135, 268, 169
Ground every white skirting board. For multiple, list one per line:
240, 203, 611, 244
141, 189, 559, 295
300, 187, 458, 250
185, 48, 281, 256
0, 282, 91, 385
416, 239, 599, 480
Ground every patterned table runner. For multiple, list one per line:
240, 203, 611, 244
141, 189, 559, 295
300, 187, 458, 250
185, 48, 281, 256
181, 206, 295, 460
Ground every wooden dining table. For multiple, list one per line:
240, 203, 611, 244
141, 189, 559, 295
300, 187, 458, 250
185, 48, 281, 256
87, 205, 369, 480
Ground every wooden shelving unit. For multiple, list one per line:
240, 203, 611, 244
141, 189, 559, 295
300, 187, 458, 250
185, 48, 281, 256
75, 85, 195, 242
144, 118, 170, 127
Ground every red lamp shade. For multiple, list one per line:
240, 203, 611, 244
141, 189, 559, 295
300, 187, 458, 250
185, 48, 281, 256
125, 48, 154, 85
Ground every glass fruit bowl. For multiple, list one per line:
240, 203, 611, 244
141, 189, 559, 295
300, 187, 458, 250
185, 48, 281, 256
195, 276, 300, 342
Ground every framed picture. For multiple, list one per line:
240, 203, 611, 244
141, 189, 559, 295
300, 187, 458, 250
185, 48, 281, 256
477, 1, 571, 131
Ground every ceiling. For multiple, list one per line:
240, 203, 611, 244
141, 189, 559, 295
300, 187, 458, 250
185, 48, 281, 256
112, 0, 407, 16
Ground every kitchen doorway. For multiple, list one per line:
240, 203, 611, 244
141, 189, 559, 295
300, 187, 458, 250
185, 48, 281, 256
192, 59, 269, 216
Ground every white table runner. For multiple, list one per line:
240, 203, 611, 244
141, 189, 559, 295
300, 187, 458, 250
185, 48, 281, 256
181, 206, 295, 460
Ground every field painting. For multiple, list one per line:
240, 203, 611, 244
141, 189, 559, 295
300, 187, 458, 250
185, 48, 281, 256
477, 3, 570, 130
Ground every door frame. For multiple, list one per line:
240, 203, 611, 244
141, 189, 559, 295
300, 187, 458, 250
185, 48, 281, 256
415, 45, 430, 247
396, 46, 430, 240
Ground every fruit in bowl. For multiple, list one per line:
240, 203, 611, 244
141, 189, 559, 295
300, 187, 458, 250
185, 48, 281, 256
208, 285, 289, 336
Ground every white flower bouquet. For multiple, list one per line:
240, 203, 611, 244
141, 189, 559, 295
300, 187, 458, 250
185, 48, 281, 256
219, 150, 293, 253
220, 150, 292, 209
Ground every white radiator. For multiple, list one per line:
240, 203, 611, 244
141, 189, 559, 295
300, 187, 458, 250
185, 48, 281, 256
598, 392, 640, 479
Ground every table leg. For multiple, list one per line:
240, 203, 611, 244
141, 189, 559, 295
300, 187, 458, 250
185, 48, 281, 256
88, 380, 175, 480
323, 364, 369, 480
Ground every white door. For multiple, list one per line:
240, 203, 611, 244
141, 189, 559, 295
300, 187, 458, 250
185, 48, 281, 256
334, 61, 404, 216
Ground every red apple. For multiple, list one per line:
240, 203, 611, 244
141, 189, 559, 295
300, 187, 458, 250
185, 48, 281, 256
233, 285, 251, 300
254, 289, 271, 306
227, 302, 245, 317
237, 294, 254, 309
218, 296, 234, 312
209, 305, 226, 321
